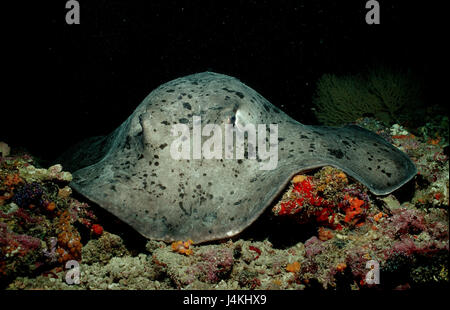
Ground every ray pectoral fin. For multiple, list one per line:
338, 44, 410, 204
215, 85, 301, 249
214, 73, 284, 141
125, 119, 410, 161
314, 125, 417, 195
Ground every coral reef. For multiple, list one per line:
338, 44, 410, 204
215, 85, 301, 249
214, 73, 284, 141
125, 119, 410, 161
0, 150, 102, 287
81, 232, 129, 265
1, 113, 449, 290
271, 166, 370, 230
6, 201, 448, 290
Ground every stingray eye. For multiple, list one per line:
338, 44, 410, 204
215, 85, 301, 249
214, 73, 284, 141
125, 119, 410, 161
226, 114, 236, 126
230, 115, 236, 126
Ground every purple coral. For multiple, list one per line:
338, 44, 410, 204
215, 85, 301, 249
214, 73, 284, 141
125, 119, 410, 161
0, 222, 41, 255
12, 182, 44, 208
195, 248, 234, 283
384, 208, 426, 237
429, 221, 449, 240
380, 207, 449, 260
12, 208, 41, 224
13, 234, 41, 252
345, 248, 371, 281
305, 236, 324, 258
390, 237, 418, 257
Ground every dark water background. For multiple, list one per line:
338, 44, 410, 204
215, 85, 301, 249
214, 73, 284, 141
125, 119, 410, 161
2, 0, 443, 160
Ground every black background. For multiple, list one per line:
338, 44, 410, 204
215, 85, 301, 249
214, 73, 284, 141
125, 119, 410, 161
2, 0, 443, 160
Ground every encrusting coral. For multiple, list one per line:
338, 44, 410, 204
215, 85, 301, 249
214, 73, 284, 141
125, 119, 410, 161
272, 166, 370, 230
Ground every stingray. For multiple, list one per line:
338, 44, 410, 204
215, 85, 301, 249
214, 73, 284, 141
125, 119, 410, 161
58, 72, 416, 243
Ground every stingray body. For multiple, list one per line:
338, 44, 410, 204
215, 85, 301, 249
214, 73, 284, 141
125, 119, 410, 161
59, 72, 416, 243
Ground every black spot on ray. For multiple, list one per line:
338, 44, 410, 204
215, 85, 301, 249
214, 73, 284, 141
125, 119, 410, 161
182, 102, 192, 110
328, 149, 344, 159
